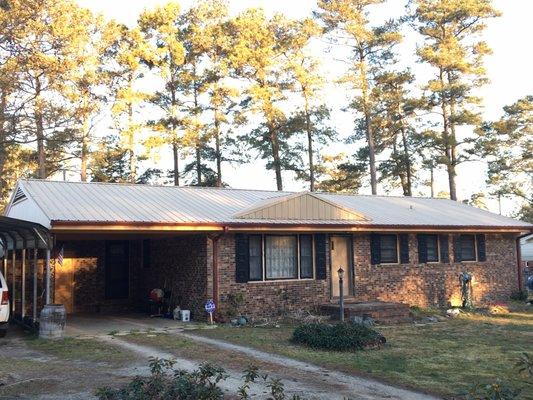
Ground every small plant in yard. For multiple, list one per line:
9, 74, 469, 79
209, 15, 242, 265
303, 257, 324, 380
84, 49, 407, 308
516, 352, 532, 377
96, 358, 304, 400
466, 379, 521, 400
291, 322, 385, 351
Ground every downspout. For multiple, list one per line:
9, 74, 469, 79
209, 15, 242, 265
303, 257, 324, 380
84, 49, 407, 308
517, 232, 533, 291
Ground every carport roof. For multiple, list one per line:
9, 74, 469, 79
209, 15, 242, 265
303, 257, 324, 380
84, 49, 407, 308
0, 215, 52, 251
5, 179, 533, 231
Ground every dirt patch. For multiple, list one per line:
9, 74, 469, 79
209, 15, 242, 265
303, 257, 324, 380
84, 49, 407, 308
0, 328, 142, 400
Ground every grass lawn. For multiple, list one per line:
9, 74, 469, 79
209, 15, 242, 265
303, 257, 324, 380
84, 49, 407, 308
193, 303, 533, 399
25, 336, 133, 364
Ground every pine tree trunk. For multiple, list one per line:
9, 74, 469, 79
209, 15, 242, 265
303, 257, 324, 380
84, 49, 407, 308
398, 114, 412, 196
193, 79, 202, 186
35, 77, 46, 179
359, 53, 377, 195
430, 165, 434, 198
80, 129, 89, 182
269, 124, 283, 191
172, 142, 180, 186
439, 69, 456, 201
128, 101, 136, 183
304, 94, 315, 192
214, 109, 222, 187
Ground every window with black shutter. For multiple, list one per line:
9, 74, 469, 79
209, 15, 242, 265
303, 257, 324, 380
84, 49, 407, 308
426, 235, 439, 262
476, 234, 486, 262
238, 234, 319, 282
439, 235, 449, 263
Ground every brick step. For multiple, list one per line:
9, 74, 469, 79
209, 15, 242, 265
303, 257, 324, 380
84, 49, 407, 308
320, 301, 412, 324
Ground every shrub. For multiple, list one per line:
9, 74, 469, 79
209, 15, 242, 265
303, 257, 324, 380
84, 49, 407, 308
291, 322, 385, 351
96, 358, 304, 400
509, 290, 528, 301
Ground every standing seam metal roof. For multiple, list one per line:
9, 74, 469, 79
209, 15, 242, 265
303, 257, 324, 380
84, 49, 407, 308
10, 179, 533, 228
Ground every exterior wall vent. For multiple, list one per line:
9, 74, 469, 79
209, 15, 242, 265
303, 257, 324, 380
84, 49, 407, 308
12, 187, 27, 205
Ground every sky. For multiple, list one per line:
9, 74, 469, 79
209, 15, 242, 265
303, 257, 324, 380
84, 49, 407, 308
75, 0, 532, 215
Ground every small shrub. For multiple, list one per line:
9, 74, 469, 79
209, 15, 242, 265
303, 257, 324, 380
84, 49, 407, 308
509, 290, 528, 301
291, 322, 385, 351
466, 379, 521, 400
96, 358, 305, 400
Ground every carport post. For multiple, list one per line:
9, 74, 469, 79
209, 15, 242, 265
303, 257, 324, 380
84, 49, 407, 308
33, 248, 38, 322
11, 249, 15, 314
21, 248, 26, 319
45, 248, 51, 305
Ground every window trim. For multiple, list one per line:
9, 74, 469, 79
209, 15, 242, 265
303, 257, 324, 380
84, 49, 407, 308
378, 234, 400, 265
248, 234, 316, 282
459, 234, 478, 262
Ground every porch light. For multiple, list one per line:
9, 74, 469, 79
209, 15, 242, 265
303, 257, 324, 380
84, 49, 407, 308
337, 267, 345, 281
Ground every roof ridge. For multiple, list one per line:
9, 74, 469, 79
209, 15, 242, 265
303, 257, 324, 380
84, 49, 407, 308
19, 179, 294, 194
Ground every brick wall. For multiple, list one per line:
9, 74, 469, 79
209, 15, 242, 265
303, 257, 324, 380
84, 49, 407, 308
353, 233, 519, 308
209, 234, 330, 319
137, 235, 208, 319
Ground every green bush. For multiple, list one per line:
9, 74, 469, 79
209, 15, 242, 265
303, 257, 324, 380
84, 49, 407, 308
96, 358, 304, 400
291, 322, 385, 351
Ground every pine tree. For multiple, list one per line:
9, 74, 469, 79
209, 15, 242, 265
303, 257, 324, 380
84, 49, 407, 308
285, 18, 335, 192
317, 0, 401, 195
227, 9, 302, 191
410, 0, 500, 200
477, 95, 532, 212
108, 25, 149, 183
139, 2, 185, 186
1, 0, 96, 179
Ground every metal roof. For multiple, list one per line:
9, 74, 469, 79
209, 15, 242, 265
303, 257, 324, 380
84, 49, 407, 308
0, 215, 52, 251
6, 179, 532, 230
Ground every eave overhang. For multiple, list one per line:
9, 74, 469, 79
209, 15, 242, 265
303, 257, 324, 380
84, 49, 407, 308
50, 220, 533, 235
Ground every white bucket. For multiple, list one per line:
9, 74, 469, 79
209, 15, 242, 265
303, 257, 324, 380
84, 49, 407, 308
180, 310, 190, 322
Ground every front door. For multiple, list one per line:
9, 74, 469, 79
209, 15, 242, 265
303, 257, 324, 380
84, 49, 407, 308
330, 236, 352, 298
105, 241, 130, 299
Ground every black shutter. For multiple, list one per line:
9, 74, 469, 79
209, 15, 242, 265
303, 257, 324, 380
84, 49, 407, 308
417, 234, 427, 264
370, 234, 381, 265
439, 234, 449, 263
235, 234, 250, 283
399, 234, 409, 263
476, 234, 486, 261
453, 235, 462, 262
314, 234, 327, 280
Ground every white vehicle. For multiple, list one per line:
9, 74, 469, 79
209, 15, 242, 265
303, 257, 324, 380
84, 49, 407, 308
0, 270, 9, 337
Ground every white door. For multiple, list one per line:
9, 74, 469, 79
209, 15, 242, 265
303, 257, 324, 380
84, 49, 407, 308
330, 236, 352, 297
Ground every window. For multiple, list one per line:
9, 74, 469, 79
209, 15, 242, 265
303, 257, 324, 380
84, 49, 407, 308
426, 235, 439, 262
265, 236, 298, 279
249, 235, 263, 280
380, 235, 398, 263
299, 235, 313, 278
245, 234, 314, 281
460, 235, 476, 261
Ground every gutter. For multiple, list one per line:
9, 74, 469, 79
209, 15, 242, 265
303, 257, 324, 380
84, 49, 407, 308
50, 220, 533, 234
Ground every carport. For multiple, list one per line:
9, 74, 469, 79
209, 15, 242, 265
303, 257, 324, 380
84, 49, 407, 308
0, 216, 53, 325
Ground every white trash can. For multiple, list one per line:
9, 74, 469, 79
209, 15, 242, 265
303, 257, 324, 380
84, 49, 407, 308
180, 310, 190, 322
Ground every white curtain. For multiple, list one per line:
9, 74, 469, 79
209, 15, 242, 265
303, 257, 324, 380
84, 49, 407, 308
265, 236, 297, 279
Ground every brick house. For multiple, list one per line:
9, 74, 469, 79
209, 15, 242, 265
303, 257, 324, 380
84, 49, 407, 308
5, 179, 532, 320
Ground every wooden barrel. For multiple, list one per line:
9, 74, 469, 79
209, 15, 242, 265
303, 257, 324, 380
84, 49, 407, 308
39, 304, 66, 339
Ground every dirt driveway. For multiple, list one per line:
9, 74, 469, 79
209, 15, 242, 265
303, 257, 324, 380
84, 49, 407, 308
0, 316, 439, 399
